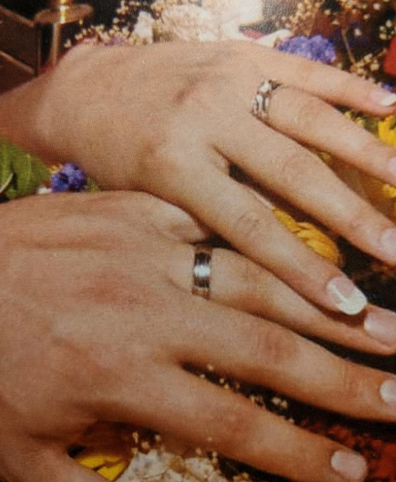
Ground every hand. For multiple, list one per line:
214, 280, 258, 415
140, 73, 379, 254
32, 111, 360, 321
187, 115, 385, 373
1, 191, 396, 482
4, 41, 396, 319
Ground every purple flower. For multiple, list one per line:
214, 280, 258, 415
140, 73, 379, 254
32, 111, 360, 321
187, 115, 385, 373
51, 163, 87, 192
278, 35, 336, 64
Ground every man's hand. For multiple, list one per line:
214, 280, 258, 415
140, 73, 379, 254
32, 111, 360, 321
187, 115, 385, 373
2, 41, 396, 319
1, 192, 396, 482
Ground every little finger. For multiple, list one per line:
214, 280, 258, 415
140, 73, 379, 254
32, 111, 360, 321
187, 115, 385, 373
111, 367, 368, 482
176, 301, 396, 423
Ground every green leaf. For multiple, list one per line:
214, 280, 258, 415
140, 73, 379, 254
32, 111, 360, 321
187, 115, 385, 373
0, 139, 49, 199
0, 172, 14, 195
86, 177, 102, 193
0, 140, 14, 194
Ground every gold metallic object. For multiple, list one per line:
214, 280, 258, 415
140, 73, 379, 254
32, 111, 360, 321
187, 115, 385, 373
35, 0, 93, 74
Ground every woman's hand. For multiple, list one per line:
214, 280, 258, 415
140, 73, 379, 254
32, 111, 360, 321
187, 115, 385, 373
3, 41, 396, 319
1, 191, 396, 482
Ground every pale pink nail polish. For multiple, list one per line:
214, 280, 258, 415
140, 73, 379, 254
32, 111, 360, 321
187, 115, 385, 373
370, 89, 396, 107
380, 380, 396, 405
331, 451, 368, 481
327, 277, 367, 315
364, 311, 396, 345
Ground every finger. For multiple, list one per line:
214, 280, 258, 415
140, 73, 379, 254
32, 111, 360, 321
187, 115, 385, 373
263, 86, 396, 187
168, 243, 396, 355
158, 160, 367, 316
8, 445, 105, 482
244, 44, 396, 115
214, 109, 396, 267
129, 192, 211, 243
51, 455, 107, 482
109, 366, 368, 482
171, 299, 396, 423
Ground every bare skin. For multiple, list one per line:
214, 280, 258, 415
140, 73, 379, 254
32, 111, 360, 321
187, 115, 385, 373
2, 41, 396, 322
1, 191, 396, 482
2, 40, 396, 482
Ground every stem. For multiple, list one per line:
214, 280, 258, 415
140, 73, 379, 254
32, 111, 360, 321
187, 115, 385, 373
341, 26, 356, 66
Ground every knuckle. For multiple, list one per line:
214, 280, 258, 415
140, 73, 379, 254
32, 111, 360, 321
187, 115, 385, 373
212, 400, 256, 452
292, 95, 323, 132
295, 61, 317, 89
252, 324, 296, 368
276, 149, 309, 190
344, 205, 374, 235
173, 76, 210, 110
338, 362, 366, 402
333, 74, 355, 102
238, 259, 263, 302
363, 134, 395, 164
232, 209, 267, 247
138, 138, 185, 187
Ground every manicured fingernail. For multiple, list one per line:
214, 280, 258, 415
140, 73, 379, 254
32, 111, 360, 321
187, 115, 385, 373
380, 379, 396, 405
380, 228, 396, 262
364, 310, 396, 345
370, 88, 396, 107
327, 277, 367, 315
331, 451, 367, 481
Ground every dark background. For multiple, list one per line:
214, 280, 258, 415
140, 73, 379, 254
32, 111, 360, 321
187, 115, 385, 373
0, 0, 121, 24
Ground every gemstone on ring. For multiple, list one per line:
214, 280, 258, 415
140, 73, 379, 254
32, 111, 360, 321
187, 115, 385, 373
252, 79, 282, 122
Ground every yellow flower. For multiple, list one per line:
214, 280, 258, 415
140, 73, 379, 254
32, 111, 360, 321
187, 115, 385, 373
377, 117, 396, 220
378, 116, 396, 147
274, 209, 343, 266
76, 450, 130, 481
74, 423, 138, 481
382, 183, 396, 200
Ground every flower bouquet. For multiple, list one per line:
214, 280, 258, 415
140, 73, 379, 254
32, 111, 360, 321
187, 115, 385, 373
3, 0, 396, 481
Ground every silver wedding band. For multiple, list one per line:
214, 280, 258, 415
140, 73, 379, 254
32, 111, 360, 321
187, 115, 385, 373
252, 79, 283, 122
192, 245, 213, 299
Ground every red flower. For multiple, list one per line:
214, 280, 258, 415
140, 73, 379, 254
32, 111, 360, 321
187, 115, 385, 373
384, 36, 396, 78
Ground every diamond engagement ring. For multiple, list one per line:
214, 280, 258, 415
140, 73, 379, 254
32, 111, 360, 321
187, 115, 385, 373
192, 245, 213, 300
252, 79, 283, 122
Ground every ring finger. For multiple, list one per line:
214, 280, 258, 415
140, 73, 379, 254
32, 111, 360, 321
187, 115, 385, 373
168, 243, 396, 355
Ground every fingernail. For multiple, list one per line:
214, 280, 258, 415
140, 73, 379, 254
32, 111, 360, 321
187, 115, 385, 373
380, 379, 396, 405
370, 88, 396, 107
331, 451, 367, 481
364, 310, 396, 345
380, 228, 396, 262
327, 277, 367, 315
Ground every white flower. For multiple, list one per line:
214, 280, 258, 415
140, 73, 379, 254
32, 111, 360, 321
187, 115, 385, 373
133, 11, 155, 44
159, 4, 220, 42
119, 449, 228, 482
36, 186, 53, 195
258, 28, 292, 48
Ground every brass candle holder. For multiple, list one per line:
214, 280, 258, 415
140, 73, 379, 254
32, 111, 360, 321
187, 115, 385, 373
35, 0, 93, 74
